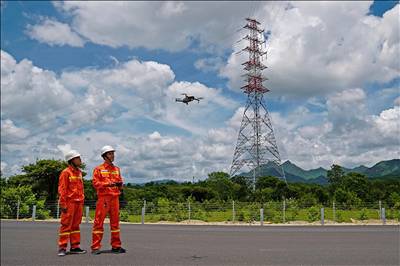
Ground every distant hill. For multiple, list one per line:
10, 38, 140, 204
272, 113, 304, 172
362, 159, 400, 177
130, 159, 399, 187
128, 179, 181, 186
239, 159, 400, 186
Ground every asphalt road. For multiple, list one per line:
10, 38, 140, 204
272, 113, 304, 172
1, 220, 399, 265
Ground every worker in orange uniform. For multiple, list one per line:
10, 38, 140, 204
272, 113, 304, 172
58, 150, 87, 256
91, 145, 126, 255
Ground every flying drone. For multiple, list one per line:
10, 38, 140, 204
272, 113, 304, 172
175, 93, 203, 105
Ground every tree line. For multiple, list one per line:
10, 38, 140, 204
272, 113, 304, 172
1, 159, 400, 213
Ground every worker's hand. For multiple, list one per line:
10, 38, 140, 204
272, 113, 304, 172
61, 207, 68, 213
109, 181, 116, 187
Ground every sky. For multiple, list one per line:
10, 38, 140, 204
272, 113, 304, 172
1, 1, 399, 184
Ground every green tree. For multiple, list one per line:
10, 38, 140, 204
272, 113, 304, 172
6, 174, 34, 188
22, 159, 86, 201
333, 188, 348, 204
206, 172, 233, 201
315, 188, 329, 203
255, 175, 279, 190
1, 185, 36, 219
343, 172, 371, 201
83, 179, 97, 200
327, 164, 345, 185
165, 180, 179, 186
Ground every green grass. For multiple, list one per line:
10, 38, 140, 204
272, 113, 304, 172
82, 205, 384, 224
118, 207, 382, 224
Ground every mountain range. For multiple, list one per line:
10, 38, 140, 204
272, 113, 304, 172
129, 159, 399, 186
240, 159, 400, 186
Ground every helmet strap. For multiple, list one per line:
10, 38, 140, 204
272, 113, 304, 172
69, 159, 78, 171
103, 153, 114, 165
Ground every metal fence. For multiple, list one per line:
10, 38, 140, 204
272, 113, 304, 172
1, 200, 399, 225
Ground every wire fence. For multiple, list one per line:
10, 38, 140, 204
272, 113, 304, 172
1, 200, 399, 225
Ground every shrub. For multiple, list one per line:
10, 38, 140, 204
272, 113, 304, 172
288, 204, 299, 221
358, 208, 368, 220
306, 206, 320, 223
335, 210, 344, 223
35, 200, 52, 219
248, 203, 261, 221
158, 198, 171, 221
119, 211, 129, 222
386, 208, 399, 220
126, 200, 142, 215
236, 208, 245, 222
273, 210, 283, 223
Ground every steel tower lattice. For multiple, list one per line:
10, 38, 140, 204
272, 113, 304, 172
230, 18, 286, 187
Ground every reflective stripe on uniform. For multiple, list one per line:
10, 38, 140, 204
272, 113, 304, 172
69, 176, 82, 179
71, 230, 80, 234
59, 232, 70, 236
92, 231, 104, 234
111, 229, 120, 233
111, 171, 119, 175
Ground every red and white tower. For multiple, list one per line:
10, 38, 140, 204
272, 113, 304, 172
230, 18, 286, 187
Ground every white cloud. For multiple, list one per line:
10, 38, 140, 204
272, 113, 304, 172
1, 50, 75, 136
156, 1, 188, 19
194, 57, 224, 73
25, 17, 85, 47
276, 89, 400, 170
57, 144, 72, 159
1, 161, 7, 172
44, 2, 249, 51
224, 107, 245, 128
1, 120, 30, 144
221, 2, 399, 101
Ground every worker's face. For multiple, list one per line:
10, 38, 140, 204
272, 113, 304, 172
72, 156, 82, 166
107, 151, 115, 162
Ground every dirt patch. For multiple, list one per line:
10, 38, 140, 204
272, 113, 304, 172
153, 219, 399, 226
5, 218, 399, 226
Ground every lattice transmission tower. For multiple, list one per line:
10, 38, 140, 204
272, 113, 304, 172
230, 18, 286, 188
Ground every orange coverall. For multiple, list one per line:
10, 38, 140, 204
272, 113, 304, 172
58, 166, 85, 250
91, 162, 124, 250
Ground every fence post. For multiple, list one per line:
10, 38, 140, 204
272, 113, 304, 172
260, 208, 263, 226
321, 208, 324, 226
17, 200, 20, 220
57, 201, 59, 219
141, 207, 145, 224
379, 201, 382, 219
232, 201, 235, 222
283, 200, 286, 224
382, 208, 386, 225
333, 202, 335, 223
86, 206, 89, 223
189, 202, 191, 222
32, 205, 36, 221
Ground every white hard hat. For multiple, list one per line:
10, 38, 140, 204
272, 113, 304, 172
65, 150, 82, 161
101, 145, 116, 156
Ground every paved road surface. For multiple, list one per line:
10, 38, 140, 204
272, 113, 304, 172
1, 221, 399, 265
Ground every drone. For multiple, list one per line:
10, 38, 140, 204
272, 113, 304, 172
175, 93, 203, 105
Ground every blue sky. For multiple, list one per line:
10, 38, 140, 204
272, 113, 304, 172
1, 1, 399, 183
